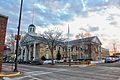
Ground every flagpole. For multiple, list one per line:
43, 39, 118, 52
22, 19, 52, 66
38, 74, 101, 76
68, 24, 71, 66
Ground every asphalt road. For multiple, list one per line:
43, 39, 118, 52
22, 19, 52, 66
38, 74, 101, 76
2, 62, 120, 80
97, 61, 120, 67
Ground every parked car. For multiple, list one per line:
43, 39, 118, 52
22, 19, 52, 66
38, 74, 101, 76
43, 59, 56, 64
26, 60, 31, 64
9, 60, 14, 63
105, 57, 113, 63
18, 59, 24, 64
105, 56, 119, 63
56, 60, 64, 63
114, 57, 120, 62
31, 60, 43, 65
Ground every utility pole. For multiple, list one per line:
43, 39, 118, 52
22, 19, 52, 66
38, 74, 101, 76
14, 0, 23, 72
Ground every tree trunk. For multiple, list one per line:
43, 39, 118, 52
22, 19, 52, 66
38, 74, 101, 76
51, 49, 54, 65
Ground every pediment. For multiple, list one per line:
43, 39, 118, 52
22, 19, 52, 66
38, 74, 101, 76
92, 36, 102, 45
20, 33, 36, 45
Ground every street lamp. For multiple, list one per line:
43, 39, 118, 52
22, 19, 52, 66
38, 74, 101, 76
14, 0, 23, 72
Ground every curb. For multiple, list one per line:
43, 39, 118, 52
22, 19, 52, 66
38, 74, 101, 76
0, 72, 21, 77
88, 64, 96, 67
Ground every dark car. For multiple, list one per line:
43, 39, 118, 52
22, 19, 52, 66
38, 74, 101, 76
31, 60, 43, 65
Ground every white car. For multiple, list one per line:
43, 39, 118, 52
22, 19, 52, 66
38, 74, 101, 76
43, 60, 56, 64
56, 60, 64, 63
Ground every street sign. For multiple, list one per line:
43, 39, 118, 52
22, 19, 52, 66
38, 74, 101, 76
0, 14, 8, 72
15, 35, 21, 40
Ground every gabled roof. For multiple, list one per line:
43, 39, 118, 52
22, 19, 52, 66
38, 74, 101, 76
67, 36, 102, 45
20, 33, 38, 46
20, 33, 102, 46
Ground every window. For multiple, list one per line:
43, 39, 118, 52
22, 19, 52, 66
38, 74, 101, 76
71, 46, 73, 52
76, 46, 78, 51
33, 28, 35, 32
30, 28, 32, 32
63, 47, 64, 51
59, 47, 60, 50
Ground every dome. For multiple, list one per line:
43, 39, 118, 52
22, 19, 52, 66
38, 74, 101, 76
29, 24, 35, 28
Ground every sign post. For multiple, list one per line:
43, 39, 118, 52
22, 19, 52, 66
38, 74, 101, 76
0, 14, 8, 72
14, 0, 23, 72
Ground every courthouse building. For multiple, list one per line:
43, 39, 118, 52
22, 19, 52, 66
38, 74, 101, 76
19, 24, 102, 62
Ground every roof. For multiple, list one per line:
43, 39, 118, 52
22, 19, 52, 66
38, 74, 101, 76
0, 14, 8, 18
28, 24, 35, 27
68, 36, 102, 45
20, 34, 102, 46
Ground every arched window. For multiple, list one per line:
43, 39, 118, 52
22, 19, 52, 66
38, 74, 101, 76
30, 28, 32, 32
33, 28, 35, 32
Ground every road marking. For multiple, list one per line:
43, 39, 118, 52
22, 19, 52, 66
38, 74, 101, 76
25, 71, 51, 75
29, 78, 43, 80
3, 77, 12, 80
19, 64, 67, 71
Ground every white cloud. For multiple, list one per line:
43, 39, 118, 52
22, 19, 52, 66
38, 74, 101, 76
1, 0, 120, 50
35, 5, 120, 50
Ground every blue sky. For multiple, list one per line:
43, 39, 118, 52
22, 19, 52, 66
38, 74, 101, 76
1, 0, 120, 50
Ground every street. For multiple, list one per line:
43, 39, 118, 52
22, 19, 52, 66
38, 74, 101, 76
2, 62, 120, 80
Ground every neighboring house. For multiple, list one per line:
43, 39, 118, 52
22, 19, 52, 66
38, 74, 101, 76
113, 53, 120, 58
3, 46, 15, 62
101, 47, 109, 58
19, 24, 102, 62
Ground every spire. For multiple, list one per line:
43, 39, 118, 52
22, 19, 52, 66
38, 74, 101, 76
28, 1, 36, 34
32, 2, 35, 24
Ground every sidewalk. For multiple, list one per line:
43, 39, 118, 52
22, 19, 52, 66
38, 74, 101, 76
0, 67, 21, 79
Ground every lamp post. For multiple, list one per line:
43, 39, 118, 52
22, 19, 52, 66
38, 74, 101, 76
14, 0, 23, 72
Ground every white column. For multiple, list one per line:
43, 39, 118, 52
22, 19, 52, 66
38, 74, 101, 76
24, 46, 26, 61
18, 54, 21, 60
20, 47, 23, 60
45, 45, 49, 59
33, 43, 36, 60
28, 45, 31, 61
99, 45, 102, 60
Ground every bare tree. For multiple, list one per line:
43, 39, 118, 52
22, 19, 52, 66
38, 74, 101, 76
40, 28, 65, 65
75, 32, 91, 39
112, 42, 117, 54
6, 33, 15, 53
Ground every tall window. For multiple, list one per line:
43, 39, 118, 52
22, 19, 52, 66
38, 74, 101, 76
33, 28, 34, 32
59, 47, 60, 50
71, 46, 73, 52
30, 28, 32, 32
